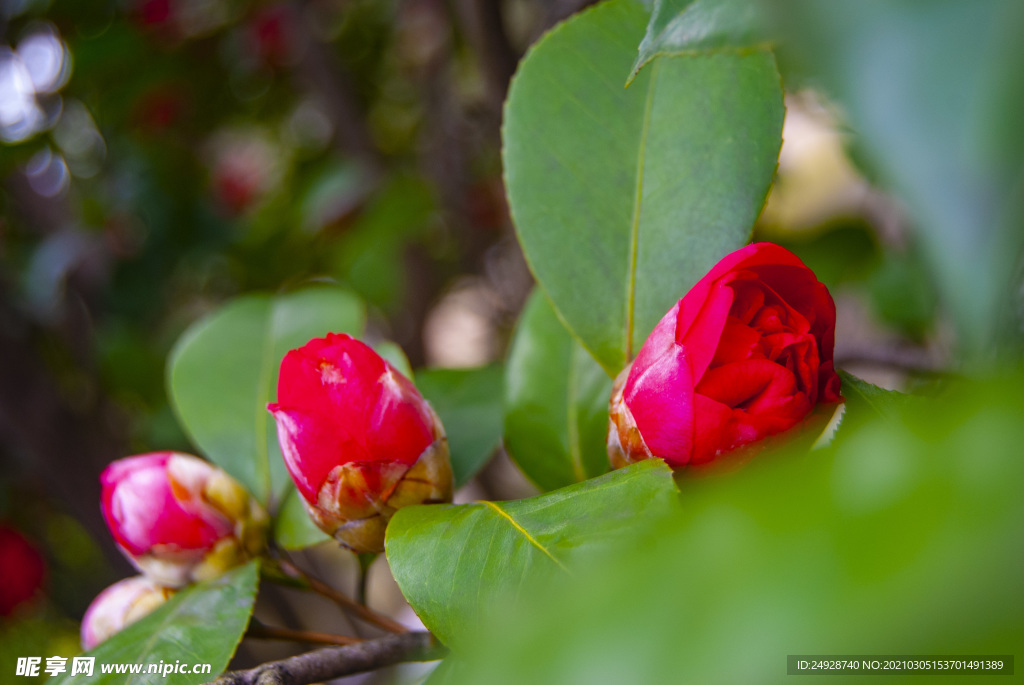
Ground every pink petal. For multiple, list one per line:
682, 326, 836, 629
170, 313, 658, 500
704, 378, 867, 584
623, 342, 695, 467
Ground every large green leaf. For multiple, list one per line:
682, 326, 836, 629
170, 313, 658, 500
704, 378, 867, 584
503, 0, 784, 375
52, 561, 260, 685
504, 291, 613, 491
631, 0, 767, 79
168, 286, 365, 505
385, 460, 680, 649
415, 365, 504, 488
444, 375, 1024, 684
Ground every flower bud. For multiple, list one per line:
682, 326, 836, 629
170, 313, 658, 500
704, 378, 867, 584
100, 452, 268, 587
0, 524, 46, 616
268, 333, 452, 553
81, 576, 174, 650
609, 243, 842, 469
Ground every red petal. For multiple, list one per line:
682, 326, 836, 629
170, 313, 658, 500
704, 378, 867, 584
675, 277, 736, 380
365, 366, 435, 466
269, 405, 371, 503
695, 359, 797, 410
710, 318, 763, 366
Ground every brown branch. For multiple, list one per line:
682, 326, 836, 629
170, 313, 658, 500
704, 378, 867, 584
246, 621, 362, 647
273, 557, 410, 635
212, 631, 445, 685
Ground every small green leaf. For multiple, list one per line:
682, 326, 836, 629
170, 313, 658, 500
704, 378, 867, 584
415, 365, 504, 487
838, 370, 910, 419
273, 485, 330, 549
504, 291, 613, 491
503, 0, 784, 375
630, 0, 767, 81
385, 460, 680, 649
52, 561, 260, 685
168, 286, 365, 506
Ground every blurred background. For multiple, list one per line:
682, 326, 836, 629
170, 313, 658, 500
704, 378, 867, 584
0, 0, 984, 681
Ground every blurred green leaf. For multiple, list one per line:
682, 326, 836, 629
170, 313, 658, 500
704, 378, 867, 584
330, 176, 436, 312
867, 250, 937, 341
374, 341, 415, 380
168, 286, 365, 505
385, 460, 680, 649
416, 365, 504, 488
769, 0, 1024, 356
775, 222, 881, 290
631, 0, 767, 80
445, 375, 1024, 684
503, 0, 784, 375
504, 291, 613, 491
52, 561, 260, 685
273, 485, 331, 550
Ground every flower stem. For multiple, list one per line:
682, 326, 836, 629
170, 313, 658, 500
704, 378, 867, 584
271, 556, 409, 635
246, 620, 362, 647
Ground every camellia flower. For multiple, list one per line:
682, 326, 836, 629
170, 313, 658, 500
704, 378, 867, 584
0, 524, 46, 616
81, 576, 174, 650
608, 242, 842, 469
268, 333, 452, 553
100, 452, 267, 587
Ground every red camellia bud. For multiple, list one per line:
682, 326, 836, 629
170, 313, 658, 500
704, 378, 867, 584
268, 333, 452, 553
609, 243, 842, 469
100, 452, 268, 587
81, 576, 174, 650
0, 524, 47, 616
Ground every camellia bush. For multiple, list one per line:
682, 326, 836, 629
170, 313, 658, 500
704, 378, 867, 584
37, 0, 1024, 683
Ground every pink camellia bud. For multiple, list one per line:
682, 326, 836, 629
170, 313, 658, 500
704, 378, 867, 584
81, 576, 174, 650
268, 333, 452, 553
0, 524, 47, 616
609, 243, 843, 469
100, 452, 267, 587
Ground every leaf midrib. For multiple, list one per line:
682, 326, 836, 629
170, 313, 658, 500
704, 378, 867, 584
624, 59, 661, 365
481, 501, 570, 573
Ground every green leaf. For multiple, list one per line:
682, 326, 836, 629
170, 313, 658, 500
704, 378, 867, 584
504, 291, 613, 491
273, 485, 330, 549
52, 561, 260, 685
631, 0, 767, 80
838, 370, 910, 420
503, 0, 784, 375
168, 286, 365, 505
415, 365, 504, 488
385, 460, 680, 649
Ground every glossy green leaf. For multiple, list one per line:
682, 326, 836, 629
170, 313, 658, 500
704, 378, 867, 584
415, 365, 504, 487
504, 291, 613, 491
168, 286, 365, 505
445, 376, 1024, 684
385, 460, 680, 649
52, 561, 260, 685
273, 485, 330, 549
631, 0, 767, 80
503, 0, 784, 375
